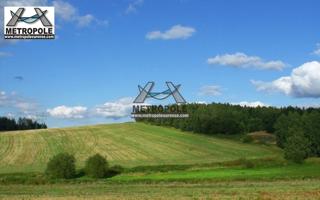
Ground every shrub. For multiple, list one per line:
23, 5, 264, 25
85, 154, 108, 178
284, 129, 311, 163
106, 165, 124, 177
45, 153, 76, 179
242, 135, 253, 143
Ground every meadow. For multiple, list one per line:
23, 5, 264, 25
0, 122, 319, 199
0, 122, 280, 173
0, 179, 319, 199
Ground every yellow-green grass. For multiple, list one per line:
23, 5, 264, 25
112, 161, 320, 182
0, 179, 319, 199
0, 122, 281, 173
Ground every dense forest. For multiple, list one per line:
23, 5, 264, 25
136, 103, 320, 158
0, 117, 47, 131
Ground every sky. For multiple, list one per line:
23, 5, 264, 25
0, 0, 320, 127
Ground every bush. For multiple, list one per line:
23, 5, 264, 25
284, 129, 311, 163
45, 153, 76, 179
242, 135, 253, 143
85, 154, 108, 178
106, 165, 124, 177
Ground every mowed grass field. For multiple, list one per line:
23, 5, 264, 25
0, 179, 319, 200
0, 122, 281, 173
0, 122, 320, 199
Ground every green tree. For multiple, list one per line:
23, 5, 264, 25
274, 112, 302, 148
284, 128, 310, 163
85, 154, 109, 178
45, 153, 76, 179
302, 111, 320, 156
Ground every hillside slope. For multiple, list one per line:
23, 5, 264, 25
0, 123, 281, 173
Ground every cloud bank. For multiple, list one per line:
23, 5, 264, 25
47, 97, 134, 119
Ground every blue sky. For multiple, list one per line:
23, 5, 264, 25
1, 0, 320, 127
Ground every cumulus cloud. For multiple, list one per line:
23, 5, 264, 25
252, 61, 320, 98
94, 97, 133, 119
198, 85, 221, 96
146, 25, 196, 40
232, 101, 269, 107
207, 52, 286, 70
47, 105, 88, 119
125, 0, 144, 14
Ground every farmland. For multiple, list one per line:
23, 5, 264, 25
0, 179, 319, 200
0, 122, 280, 173
0, 122, 319, 199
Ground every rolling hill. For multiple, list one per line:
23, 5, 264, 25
0, 122, 281, 173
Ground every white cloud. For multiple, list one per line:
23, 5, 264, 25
313, 43, 320, 56
125, 0, 144, 14
207, 52, 286, 70
94, 97, 133, 119
47, 105, 88, 119
232, 101, 269, 107
198, 85, 221, 96
252, 61, 320, 98
146, 25, 196, 40
46, 97, 134, 120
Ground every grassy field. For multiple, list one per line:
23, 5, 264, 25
0, 179, 319, 199
0, 122, 319, 199
0, 122, 281, 173
0, 162, 319, 199
112, 162, 320, 182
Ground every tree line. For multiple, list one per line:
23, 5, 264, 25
0, 117, 47, 131
136, 103, 320, 159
